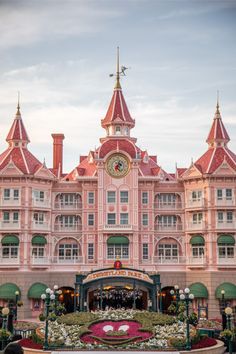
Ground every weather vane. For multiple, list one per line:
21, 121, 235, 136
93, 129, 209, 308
109, 47, 130, 88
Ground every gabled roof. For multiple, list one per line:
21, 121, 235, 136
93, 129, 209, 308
195, 147, 236, 174
98, 139, 137, 159
0, 147, 42, 174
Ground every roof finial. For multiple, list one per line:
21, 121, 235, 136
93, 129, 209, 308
17, 91, 20, 115
115, 46, 121, 89
216, 90, 220, 113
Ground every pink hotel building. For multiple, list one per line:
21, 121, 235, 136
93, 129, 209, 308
0, 62, 236, 319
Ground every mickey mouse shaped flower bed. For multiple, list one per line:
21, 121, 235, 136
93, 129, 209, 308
80, 320, 153, 345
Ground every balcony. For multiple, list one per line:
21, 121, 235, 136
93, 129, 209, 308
215, 198, 235, 207
0, 221, 20, 229
52, 256, 83, 264
32, 199, 51, 208
0, 256, 20, 267
54, 202, 82, 210
104, 224, 132, 231
187, 256, 207, 267
1, 198, 20, 206
54, 223, 82, 232
216, 221, 236, 229
186, 198, 205, 208
32, 221, 50, 231
187, 221, 205, 231
31, 256, 50, 267
217, 256, 236, 267
153, 255, 185, 264
154, 223, 183, 231
154, 202, 182, 210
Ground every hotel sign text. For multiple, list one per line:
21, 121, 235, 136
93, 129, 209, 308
83, 269, 153, 284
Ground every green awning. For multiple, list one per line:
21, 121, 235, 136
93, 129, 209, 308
215, 283, 236, 299
0, 283, 21, 300
189, 283, 208, 298
190, 235, 205, 245
28, 283, 48, 299
1, 235, 19, 245
107, 236, 129, 245
32, 235, 47, 245
217, 235, 235, 245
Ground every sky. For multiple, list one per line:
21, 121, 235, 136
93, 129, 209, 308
0, 0, 236, 174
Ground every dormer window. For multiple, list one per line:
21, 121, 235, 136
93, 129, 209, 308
125, 127, 129, 135
15, 142, 19, 147
115, 126, 121, 135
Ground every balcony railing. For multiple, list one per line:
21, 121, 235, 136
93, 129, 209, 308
32, 221, 50, 230
187, 256, 207, 266
104, 224, 132, 230
154, 223, 183, 231
217, 256, 236, 265
32, 199, 51, 208
215, 198, 235, 207
154, 202, 182, 210
31, 257, 49, 265
0, 221, 20, 229
54, 202, 82, 209
153, 255, 185, 264
0, 256, 20, 265
52, 256, 83, 264
1, 198, 20, 206
187, 221, 205, 230
54, 223, 82, 232
216, 221, 236, 229
186, 199, 205, 208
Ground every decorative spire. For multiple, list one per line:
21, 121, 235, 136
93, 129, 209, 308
6, 101, 30, 145
115, 46, 121, 89
16, 91, 21, 116
216, 90, 220, 114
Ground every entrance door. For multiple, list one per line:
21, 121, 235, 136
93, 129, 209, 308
58, 286, 75, 313
88, 286, 147, 311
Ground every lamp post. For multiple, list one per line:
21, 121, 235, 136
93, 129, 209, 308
180, 288, 194, 351
15, 290, 19, 321
220, 289, 226, 330
1, 307, 9, 330
225, 307, 233, 354
170, 284, 180, 315
41, 288, 56, 350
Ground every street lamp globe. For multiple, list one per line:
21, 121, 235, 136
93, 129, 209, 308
54, 285, 59, 290
15, 291, 20, 296
225, 307, 233, 315
41, 294, 46, 300
46, 288, 51, 294
170, 289, 174, 295
221, 289, 225, 295
50, 294, 55, 300
179, 289, 184, 295
189, 293, 194, 300
2, 307, 10, 316
174, 284, 179, 290
184, 288, 190, 294
180, 293, 185, 300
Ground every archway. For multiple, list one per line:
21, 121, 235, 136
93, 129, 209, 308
58, 286, 75, 313
159, 286, 174, 313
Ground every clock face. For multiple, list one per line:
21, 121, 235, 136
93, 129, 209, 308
106, 154, 130, 178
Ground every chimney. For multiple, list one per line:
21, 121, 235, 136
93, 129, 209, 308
52, 134, 65, 176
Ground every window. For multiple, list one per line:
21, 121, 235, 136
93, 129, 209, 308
227, 212, 233, 223
120, 213, 128, 225
107, 191, 116, 203
226, 189, 232, 200
217, 189, 223, 200
217, 212, 223, 223
142, 192, 148, 204
157, 244, 178, 261
88, 243, 94, 260
115, 126, 121, 135
107, 213, 116, 225
62, 194, 75, 206
61, 215, 75, 227
192, 245, 204, 258
159, 194, 176, 205
88, 214, 94, 226
58, 244, 78, 260
13, 212, 19, 223
88, 192, 94, 204
3, 212, 10, 222
32, 246, 45, 258
143, 243, 149, 260
107, 244, 129, 259
192, 191, 202, 201
142, 213, 148, 226
34, 212, 44, 224
158, 215, 176, 226
4, 189, 10, 200
120, 191, 128, 203
13, 190, 19, 200
193, 213, 202, 224
218, 244, 234, 259
2, 244, 18, 259
33, 190, 44, 201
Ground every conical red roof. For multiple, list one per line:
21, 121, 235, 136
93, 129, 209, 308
101, 88, 135, 128
6, 106, 30, 143
206, 103, 230, 145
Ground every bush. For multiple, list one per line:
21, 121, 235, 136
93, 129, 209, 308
169, 337, 186, 349
39, 313, 46, 321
